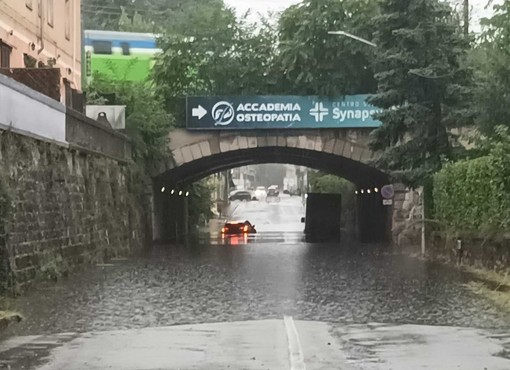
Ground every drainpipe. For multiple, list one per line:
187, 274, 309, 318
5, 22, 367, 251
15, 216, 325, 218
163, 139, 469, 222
72, 0, 78, 88
37, 0, 45, 55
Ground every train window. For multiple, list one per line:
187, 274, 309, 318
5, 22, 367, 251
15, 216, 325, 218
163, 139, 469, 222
121, 42, 130, 56
92, 40, 112, 55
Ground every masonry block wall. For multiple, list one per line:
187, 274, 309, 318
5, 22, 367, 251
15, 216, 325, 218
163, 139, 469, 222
392, 184, 423, 247
0, 131, 146, 293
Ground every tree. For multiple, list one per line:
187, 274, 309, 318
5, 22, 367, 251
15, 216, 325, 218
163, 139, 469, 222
188, 180, 214, 227
118, 7, 156, 33
473, 1, 510, 136
308, 171, 356, 229
82, 0, 139, 30
87, 72, 173, 164
369, 0, 472, 185
83, 0, 227, 33
277, 0, 379, 95
152, 4, 278, 124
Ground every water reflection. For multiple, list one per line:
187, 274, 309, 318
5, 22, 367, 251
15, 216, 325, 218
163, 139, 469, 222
220, 233, 250, 246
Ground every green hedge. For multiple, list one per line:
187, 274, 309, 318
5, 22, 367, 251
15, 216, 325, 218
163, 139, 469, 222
433, 154, 510, 234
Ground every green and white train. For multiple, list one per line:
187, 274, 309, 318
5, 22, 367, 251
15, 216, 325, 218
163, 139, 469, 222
84, 30, 160, 82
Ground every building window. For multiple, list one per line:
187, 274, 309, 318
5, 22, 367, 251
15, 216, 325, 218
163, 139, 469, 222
26, 0, 33, 10
47, 0, 54, 27
65, 0, 70, 40
0, 42, 12, 68
92, 41, 112, 55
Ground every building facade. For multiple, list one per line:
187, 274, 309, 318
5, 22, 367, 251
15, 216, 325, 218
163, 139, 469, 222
0, 0, 81, 99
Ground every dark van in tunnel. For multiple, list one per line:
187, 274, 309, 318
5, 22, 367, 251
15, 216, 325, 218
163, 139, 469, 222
302, 193, 342, 242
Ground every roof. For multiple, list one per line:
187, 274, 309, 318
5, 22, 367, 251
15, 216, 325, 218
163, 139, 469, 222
85, 30, 159, 41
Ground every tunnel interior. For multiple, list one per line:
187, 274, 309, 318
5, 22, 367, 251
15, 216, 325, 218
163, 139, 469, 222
152, 147, 391, 244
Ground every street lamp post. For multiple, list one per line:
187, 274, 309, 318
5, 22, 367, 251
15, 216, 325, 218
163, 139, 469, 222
327, 31, 377, 47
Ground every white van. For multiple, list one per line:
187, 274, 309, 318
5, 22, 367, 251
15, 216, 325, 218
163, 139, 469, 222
254, 186, 267, 199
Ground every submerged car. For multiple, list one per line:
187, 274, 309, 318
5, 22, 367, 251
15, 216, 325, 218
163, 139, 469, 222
221, 220, 257, 235
228, 190, 254, 201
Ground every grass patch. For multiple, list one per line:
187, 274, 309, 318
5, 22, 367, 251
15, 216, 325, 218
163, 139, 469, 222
464, 281, 510, 311
0, 310, 22, 330
463, 266, 510, 312
463, 266, 510, 291
0, 311, 22, 321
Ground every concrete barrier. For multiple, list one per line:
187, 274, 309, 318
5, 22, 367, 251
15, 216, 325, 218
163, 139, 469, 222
0, 73, 66, 144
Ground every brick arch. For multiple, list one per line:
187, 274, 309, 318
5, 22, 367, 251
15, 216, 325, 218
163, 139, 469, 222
152, 128, 385, 186
151, 128, 397, 243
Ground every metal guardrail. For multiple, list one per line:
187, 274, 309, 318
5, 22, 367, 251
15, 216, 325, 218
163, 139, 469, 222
65, 108, 132, 162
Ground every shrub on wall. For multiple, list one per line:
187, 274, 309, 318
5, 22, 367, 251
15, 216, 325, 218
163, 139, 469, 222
433, 127, 510, 235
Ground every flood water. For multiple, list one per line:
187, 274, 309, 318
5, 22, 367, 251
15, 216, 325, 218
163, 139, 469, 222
2, 195, 510, 340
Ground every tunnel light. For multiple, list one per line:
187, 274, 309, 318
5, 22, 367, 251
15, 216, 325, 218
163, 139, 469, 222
185, 191, 190, 197
161, 187, 165, 193
361, 189, 364, 194
374, 187, 379, 193
171, 189, 175, 195
355, 190, 358, 195
367, 189, 371, 194
179, 190, 183, 196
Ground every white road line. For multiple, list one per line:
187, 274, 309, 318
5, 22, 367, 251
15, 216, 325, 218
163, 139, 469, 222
283, 315, 306, 370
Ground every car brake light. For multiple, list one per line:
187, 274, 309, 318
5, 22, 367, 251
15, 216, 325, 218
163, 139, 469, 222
243, 225, 249, 233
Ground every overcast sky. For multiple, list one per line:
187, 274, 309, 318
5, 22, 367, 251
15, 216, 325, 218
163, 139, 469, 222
224, 0, 501, 31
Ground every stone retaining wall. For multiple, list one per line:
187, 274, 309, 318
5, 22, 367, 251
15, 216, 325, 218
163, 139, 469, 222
0, 130, 146, 294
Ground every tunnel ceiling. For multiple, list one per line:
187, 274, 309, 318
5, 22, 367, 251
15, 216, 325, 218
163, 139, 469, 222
155, 147, 389, 188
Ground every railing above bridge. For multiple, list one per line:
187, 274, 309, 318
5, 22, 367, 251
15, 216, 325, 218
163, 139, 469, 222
66, 108, 132, 162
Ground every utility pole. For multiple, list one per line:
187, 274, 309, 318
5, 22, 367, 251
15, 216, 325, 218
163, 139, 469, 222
463, 0, 469, 36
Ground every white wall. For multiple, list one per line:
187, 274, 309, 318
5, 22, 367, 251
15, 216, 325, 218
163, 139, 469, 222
0, 74, 66, 144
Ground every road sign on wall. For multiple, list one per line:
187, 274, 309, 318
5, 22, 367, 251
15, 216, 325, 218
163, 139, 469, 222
186, 95, 383, 130
381, 185, 395, 199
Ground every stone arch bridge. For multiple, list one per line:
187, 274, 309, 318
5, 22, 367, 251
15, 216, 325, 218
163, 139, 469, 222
150, 128, 411, 244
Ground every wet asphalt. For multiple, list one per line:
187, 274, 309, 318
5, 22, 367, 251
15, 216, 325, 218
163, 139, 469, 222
2, 195, 510, 340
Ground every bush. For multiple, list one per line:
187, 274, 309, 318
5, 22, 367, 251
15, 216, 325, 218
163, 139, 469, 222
433, 127, 510, 235
308, 171, 356, 229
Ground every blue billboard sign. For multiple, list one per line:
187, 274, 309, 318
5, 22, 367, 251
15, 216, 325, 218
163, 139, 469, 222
186, 95, 382, 130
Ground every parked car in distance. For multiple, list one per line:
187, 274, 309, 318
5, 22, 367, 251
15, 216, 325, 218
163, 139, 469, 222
268, 185, 279, 195
254, 186, 267, 199
221, 220, 257, 235
228, 190, 253, 201
267, 185, 279, 197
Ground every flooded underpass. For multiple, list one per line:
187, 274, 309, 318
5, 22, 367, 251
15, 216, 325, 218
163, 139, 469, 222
2, 195, 510, 338
1, 196, 510, 369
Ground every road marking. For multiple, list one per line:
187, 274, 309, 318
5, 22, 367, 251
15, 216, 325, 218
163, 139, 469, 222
283, 316, 306, 370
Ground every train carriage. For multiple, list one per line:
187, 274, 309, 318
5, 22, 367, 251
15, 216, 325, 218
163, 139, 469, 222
84, 30, 160, 82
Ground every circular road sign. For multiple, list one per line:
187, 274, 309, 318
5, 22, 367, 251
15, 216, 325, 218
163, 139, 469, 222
381, 185, 395, 199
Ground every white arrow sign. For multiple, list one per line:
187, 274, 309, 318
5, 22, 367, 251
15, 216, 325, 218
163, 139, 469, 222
192, 105, 207, 120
